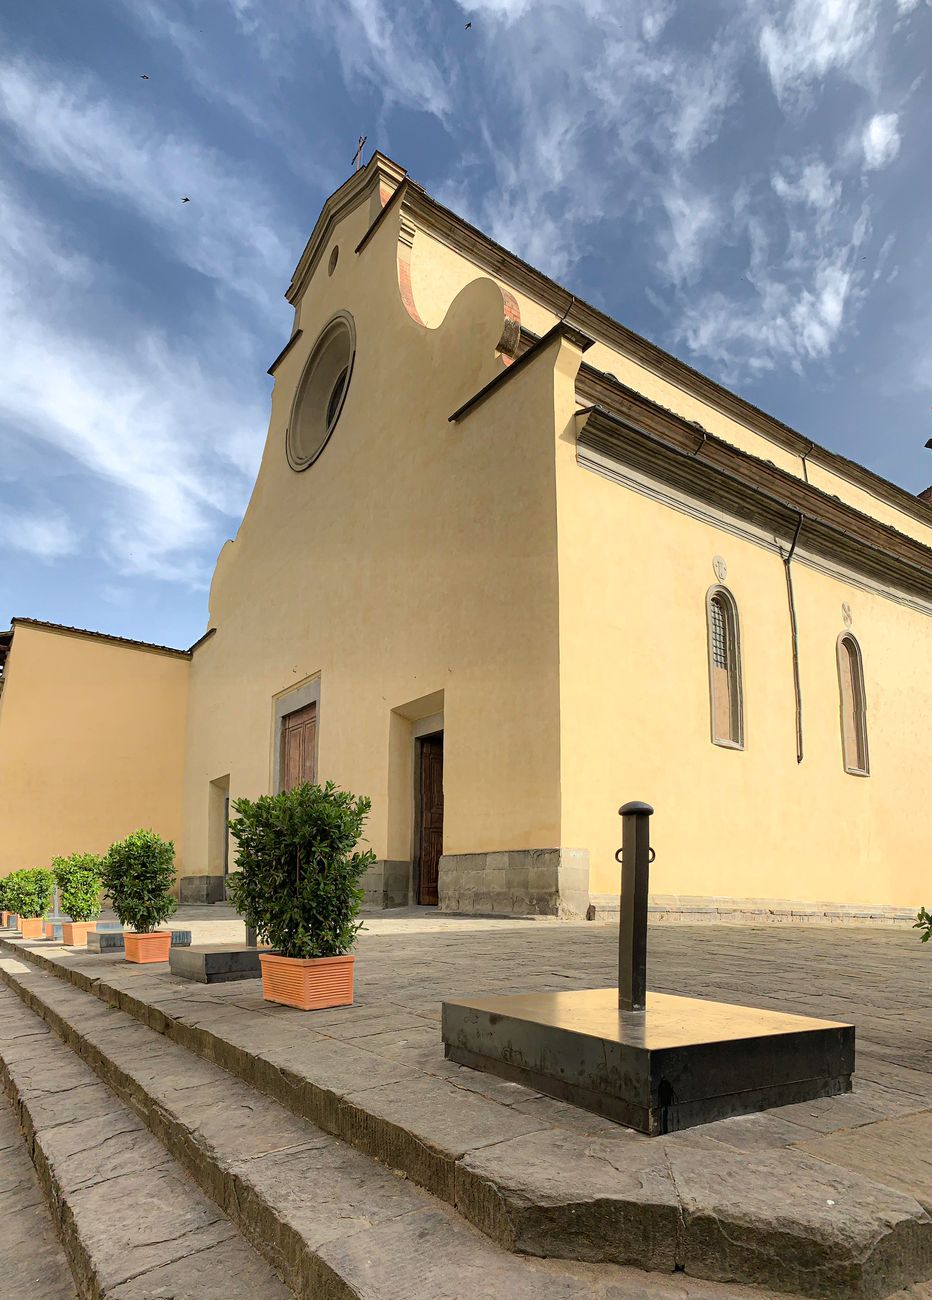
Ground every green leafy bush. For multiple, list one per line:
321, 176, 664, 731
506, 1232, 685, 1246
53, 853, 103, 923
101, 830, 177, 934
915, 907, 932, 943
3, 871, 24, 917
6, 868, 54, 919
0, 876, 11, 912
227, 781, 376, 959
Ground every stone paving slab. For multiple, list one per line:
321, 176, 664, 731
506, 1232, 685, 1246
0, 991, 292, 1300
0, 1086, 77, 1300
0, 964, 800, 1300
3, 926, 932, 1296
456, 1126, 931, 1295
798, 1111, 932, 1213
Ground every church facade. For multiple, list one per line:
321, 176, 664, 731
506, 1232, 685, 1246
2, 153, 930, 919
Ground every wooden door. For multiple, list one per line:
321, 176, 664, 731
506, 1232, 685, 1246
280, 702, 318, 792
417, 734, 444, 905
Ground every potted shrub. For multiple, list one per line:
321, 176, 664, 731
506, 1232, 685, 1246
8, 868, 54, 939
2, 871, 21, 929
4, 870, 23, 931
227, 781, 376, 1010
0, 875, 11, 926
101, 829, 177, 963
53, 853, 103, 945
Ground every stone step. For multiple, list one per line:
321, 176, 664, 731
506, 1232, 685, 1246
2, 935, 931, 1299
0, 1071, 77, 1300
0, 986, 294, 1299
0, 952, 775, 1300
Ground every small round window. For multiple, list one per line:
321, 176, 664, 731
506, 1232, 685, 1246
286, 312, 355, 471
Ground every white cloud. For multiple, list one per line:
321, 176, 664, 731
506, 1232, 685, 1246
772, 160, 841, 213
676, 210, 870, 378
758, 0, 880, 107
459, 0, 536, 18
0, 508, 79, 561
299, 0, 452, 118
0, 54, 295, 312
862, 112, 901, 169
660, 183, 721, 285
0, 172, 268, 585
641, 0, 675, 42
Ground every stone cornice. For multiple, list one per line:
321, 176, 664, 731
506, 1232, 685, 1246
301, 157, 931, 529
448, 322, 593, 424
286, 153, 406, 306
577, 405, 932, 604
7, 618, 191, 659
401, 178, 932, 529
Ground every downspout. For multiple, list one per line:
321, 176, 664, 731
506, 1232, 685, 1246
800, 440, 815, 484
783, 513, 805, 764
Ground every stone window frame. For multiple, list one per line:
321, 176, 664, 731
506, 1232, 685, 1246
271, 676, 321, 793
286, 311, 356, 472
836, 633, 870, 777
706, 585, 745, 750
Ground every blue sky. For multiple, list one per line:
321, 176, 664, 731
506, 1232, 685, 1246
1, 0, 930, 649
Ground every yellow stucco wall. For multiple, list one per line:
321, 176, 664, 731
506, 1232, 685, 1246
554, 398, 931, 909
0, 624, 188, 875
5, 164, 926, 913
180, 175, 567, 878
178, 162, 930, 910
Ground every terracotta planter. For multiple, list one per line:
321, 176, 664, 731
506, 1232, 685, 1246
124, 931, 172, 964
19, 917, 44, 940
62, 921, 98, 946
259, 952, 355, 1011
1, 912, 8, 926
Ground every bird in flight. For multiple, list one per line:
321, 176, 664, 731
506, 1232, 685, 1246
140, 73, 149, 79
181, 196, 190, 203
465, 21, 472, 28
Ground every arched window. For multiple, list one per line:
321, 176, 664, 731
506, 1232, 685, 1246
706, 587, 744, 748
837, 634, 869, 775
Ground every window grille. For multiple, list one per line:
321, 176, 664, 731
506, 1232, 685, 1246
707, 587, 743, 748
710, 598, 728, 668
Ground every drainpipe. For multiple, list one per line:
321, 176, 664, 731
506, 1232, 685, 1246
800, 440, 815, 484
783, 513, 805, 764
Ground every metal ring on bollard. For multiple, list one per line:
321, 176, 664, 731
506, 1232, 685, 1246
616, 846, 656, 865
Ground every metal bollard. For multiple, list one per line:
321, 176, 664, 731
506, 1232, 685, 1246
616, 801, 654, 1012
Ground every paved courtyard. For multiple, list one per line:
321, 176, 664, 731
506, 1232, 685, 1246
173, 906, 932, 1205
75, 906, 932, 1154
1, 909, 930, 1297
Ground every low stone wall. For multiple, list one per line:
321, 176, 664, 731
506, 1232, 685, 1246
588, 893, 920, 927
361, 859, 410, 909
438, 848, 590, 919
179, 874, 226, 905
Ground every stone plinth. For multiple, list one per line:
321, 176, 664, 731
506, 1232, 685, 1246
169, 943, 263, 983
443, 988, 854, 1135
361, 860, 410, 909
87, 929, 192, 953
438, 848, 590, 918
179, 875, 226, 905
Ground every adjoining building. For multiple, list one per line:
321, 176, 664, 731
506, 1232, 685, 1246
2, 153, 930, 920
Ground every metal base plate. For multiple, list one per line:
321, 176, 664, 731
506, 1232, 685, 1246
442, 988, 854, 1135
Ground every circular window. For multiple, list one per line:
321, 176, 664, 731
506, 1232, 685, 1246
286, 312, 355, 470
328, 245, 339, 275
